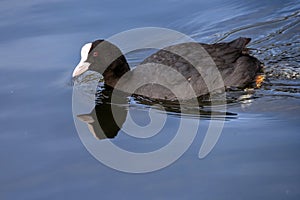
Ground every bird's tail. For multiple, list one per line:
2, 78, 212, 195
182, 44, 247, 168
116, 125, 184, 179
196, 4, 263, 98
229, 37, 251, 49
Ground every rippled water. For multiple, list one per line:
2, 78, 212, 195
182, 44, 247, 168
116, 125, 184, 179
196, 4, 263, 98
1, 0, 300, 199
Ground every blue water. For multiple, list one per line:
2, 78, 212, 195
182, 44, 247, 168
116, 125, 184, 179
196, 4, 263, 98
1, 0, 300, 199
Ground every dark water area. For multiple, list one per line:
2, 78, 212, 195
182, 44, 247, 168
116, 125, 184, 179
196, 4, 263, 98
1, 0, 300, 199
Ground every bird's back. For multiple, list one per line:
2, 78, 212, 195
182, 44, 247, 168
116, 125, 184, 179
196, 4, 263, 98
134, 38, 262, 100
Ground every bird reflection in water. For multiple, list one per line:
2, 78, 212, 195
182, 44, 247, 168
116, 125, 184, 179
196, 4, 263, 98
76, 84, 240, 140
77, 85, 128, 139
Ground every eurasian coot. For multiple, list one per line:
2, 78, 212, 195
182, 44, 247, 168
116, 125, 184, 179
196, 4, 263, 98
73, 37, 263, 100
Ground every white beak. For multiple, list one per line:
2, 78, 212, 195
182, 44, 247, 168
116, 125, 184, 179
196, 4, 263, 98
73, 42, 93, 78
72, 62, 91, 78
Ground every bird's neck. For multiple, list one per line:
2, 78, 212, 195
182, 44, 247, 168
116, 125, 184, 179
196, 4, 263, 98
102, 56, 131, 88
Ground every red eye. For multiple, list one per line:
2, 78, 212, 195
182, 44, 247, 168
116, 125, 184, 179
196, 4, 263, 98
93, 51, 99, 57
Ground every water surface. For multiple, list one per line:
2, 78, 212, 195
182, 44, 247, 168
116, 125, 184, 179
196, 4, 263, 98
1, 0, 300, 199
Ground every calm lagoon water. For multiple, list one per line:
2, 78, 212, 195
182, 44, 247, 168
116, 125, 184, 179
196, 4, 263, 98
1, 0, 300, 199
